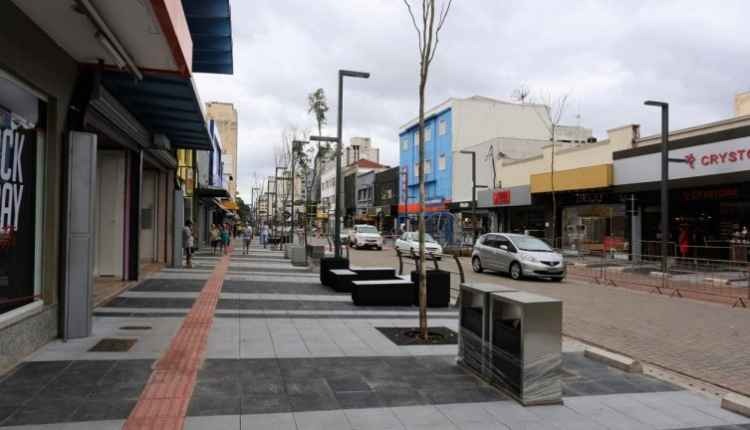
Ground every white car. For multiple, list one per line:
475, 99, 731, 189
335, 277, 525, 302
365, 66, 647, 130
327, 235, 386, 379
349, 225, 383, 250
395, 231, 443, 258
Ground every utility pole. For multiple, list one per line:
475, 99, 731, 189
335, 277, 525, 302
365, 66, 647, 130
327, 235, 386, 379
645, 101, 670, 273
460, 150, 479, 244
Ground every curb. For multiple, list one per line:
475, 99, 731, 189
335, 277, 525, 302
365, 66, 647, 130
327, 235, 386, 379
722, 393, 750, 417
584, 346, 643, 373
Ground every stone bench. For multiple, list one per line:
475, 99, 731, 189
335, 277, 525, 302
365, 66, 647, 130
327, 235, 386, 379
410, 269, 451, 307
349, 266, 397, 280
351, 279, 415, 306
329, 269, 358, 292
320, 257, 349, 287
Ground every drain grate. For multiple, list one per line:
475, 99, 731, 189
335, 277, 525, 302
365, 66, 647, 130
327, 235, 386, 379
89, 338, 138, 352
119, 326, 152, 331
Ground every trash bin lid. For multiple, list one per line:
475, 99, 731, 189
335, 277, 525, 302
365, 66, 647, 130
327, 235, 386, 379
460, 283, 517, 294
490, 291, 561, 304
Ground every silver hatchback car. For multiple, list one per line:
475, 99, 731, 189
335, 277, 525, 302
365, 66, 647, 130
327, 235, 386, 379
471, 233, 565, 281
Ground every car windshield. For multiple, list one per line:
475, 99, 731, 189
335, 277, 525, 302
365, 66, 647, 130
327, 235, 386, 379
512, 236, 553, 252
358, 226, 378, 234
406, 233, 436, 243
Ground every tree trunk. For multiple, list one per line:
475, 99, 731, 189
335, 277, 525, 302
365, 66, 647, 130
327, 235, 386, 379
418, 74, 428, 340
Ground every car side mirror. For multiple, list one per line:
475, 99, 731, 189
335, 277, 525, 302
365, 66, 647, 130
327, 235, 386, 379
500, 245, 508, 251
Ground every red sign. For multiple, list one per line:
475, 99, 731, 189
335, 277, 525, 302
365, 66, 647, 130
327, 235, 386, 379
492, 189, 511, 205
603, 236, 626, 251
685, 149, 750, 169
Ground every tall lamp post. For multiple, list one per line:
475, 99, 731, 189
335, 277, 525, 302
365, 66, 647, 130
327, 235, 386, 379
459, 150, 488, 244
252, 187, 260, 230
644, 101, 686, 273
332, 69, 370, 258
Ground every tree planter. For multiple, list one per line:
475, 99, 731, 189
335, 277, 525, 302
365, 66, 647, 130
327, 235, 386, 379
320, 257, 349, 287
410, 269, 451, 307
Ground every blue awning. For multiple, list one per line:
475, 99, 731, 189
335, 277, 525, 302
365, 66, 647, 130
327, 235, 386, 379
182, 0, 233, 74
101, 71, 211, 150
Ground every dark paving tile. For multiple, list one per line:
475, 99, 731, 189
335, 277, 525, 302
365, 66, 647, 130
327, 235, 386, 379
70, 399, 137, 422
419, 386, 506, 404
106, 297, 196, 308
0, 385, 42, 406
0, 406, 17, 424
130, 279, 206, 292
1, 398, 82, 426
188, 395, 241, 416
288, 394, 340, 412
0, 361, 71, 388
285, 378, 334, 396
335, 390, 384, 409
193, 378, 242, 399
327, 376, 371, 392
374, 387, 430, 407
222, 280, 344, 296
241, 378, 285, 396
241, 395, 291, 415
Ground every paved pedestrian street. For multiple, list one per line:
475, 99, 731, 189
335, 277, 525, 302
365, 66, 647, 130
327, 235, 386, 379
1, 244, 749, 429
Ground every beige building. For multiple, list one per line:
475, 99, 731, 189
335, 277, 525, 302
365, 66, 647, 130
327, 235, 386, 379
206, 102, 238, 200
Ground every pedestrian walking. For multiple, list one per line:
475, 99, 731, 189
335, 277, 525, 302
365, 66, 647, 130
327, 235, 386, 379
209, 224, 220, 256
183, 220, 194, 268
221, 223, 231, 254
242, 224, 253, 255
261, 224, 270, 249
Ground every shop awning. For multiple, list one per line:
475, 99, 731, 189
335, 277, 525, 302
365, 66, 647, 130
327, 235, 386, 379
101, 71, 211, 150
182, 0, 233, 74
217, 199, 239, 211
196, 185, 230, 198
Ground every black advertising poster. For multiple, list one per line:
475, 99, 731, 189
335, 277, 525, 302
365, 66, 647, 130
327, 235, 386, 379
0, 126, 36, 314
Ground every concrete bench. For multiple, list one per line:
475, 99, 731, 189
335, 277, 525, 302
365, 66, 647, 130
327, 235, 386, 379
349, 266, 397, 280
351, 279, 415, 306
320, 257, 349, 287
410, 269, 451, 307
329, 269, 358, 292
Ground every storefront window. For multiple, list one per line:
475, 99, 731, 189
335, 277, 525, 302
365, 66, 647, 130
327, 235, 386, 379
561, 204, 626, 253
0, 73, 44, 315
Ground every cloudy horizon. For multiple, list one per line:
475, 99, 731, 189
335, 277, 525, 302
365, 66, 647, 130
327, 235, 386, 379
194, 0, 750, 199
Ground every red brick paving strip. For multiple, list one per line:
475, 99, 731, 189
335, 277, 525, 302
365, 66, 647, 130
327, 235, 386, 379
123, 253, 230, 430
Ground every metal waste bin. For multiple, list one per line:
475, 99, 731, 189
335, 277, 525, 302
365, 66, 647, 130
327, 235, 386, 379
457, 283, 517, 379
489, 291, 562, 406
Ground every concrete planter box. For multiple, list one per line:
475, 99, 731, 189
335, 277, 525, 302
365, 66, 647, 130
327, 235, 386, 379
351, 279, 415, 306
289, 246, 307, 266
306, 245, 326, 259
320, 257, 349, 287
410, 270, 451, 307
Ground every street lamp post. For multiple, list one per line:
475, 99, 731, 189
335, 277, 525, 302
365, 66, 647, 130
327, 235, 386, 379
460, 150, 481, 244
644, 100, 684, 273
252, 187, 260, 230
333, 69, 370, 258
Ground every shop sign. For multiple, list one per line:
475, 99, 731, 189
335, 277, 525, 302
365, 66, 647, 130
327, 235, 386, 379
477, 185, 531, 208
615, 135, 750, 185
680, 187, 738, 201
603, 236, 626, 251
492, 189, 511, 205
0, 126, 36, 314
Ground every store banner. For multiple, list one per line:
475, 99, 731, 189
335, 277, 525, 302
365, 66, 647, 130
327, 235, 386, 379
477, 185, 531, 208
615, 135, 750, 185
0, 126, 36, 314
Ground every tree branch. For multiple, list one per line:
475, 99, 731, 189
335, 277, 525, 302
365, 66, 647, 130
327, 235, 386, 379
403, 0, 424, 55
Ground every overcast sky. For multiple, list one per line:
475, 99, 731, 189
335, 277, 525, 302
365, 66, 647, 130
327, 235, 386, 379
194, 0, 750, 198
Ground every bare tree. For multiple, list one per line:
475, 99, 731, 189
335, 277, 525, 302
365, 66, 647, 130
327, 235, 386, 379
403, 0, 453, 340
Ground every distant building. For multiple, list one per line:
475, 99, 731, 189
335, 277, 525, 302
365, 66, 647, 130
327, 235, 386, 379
397, 95, 592, 243
374, 167, 400, 233
206, 102, 238, 200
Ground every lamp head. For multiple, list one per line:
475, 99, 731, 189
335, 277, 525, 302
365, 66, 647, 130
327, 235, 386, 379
340, 70, 370, 79
644, 100, 668, 108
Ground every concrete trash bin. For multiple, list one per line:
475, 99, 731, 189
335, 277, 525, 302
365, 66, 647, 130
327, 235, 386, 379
489, 291, 562, 406
457, 283, 518, 380
289, 246, 306, 266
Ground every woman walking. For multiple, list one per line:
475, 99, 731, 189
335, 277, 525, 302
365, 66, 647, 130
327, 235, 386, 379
221, 223, 231, 254
209, 224, 220, 256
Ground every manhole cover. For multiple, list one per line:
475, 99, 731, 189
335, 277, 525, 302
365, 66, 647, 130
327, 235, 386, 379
119, 326, 152, 331
89, 338, 138, 352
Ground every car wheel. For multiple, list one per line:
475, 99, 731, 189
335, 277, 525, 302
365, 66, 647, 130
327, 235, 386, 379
551, 277, 564, 283
377, 246, 383, 250
510, 262, 522, 280
472, 257, 483, 273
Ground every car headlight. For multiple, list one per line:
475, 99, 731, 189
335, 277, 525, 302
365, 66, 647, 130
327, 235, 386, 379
520, 253, 538, 263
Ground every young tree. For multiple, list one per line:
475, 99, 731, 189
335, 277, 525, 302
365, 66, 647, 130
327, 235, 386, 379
403, 0, 453, 339
307, 89, 329, 202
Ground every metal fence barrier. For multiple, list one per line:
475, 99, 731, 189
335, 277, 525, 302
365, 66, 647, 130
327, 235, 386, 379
563, 250, 749, 308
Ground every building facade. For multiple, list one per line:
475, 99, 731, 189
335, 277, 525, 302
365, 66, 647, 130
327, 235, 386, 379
206, 102, 238, 200
0, 0, 233, 370
374, 167, 400, 234
397, 95, 592, 243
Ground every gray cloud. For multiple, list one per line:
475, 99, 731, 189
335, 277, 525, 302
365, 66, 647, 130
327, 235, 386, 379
194, 0, 750, 198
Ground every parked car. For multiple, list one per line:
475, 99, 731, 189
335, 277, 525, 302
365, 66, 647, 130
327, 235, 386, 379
340, 228, 352, 245
349, 224, 383, 250
395, 231, 443, 258
471, 233, 565, 281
